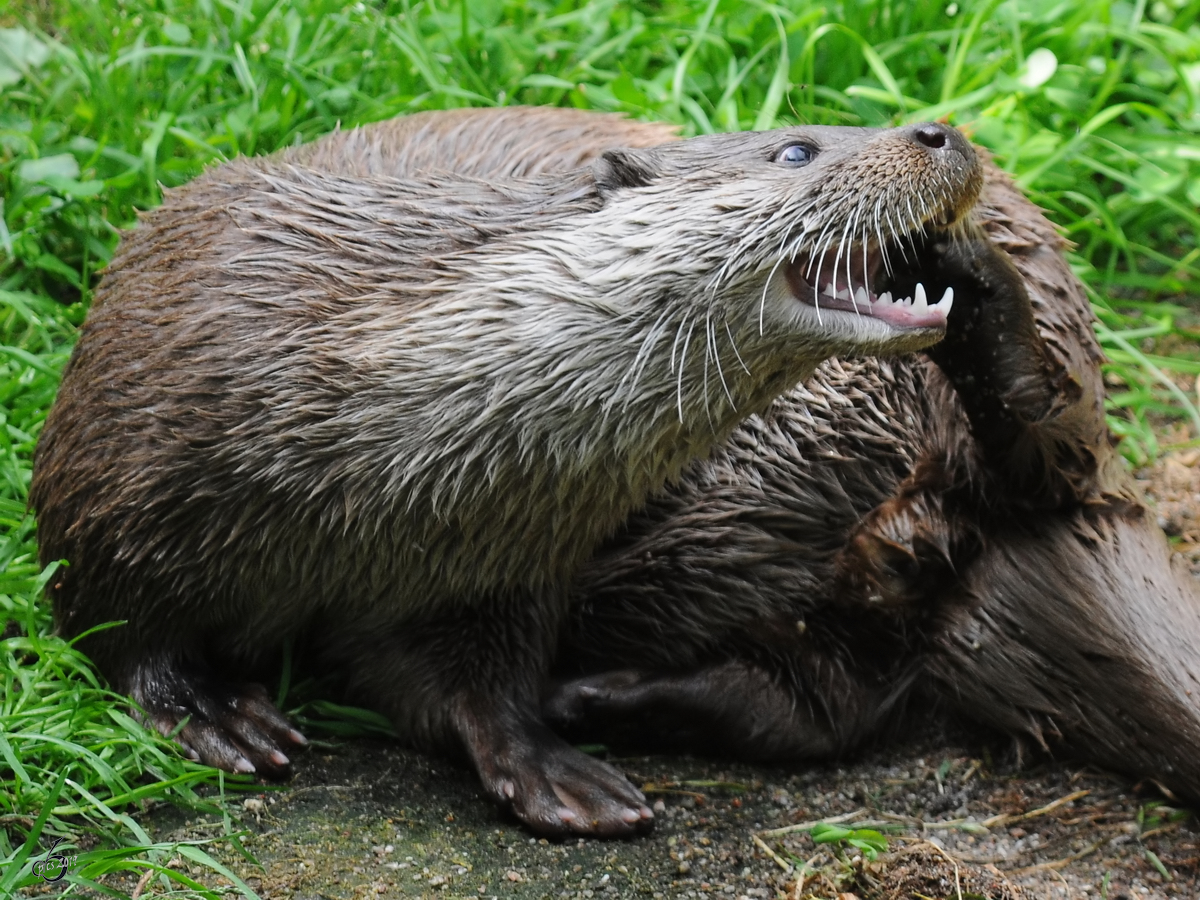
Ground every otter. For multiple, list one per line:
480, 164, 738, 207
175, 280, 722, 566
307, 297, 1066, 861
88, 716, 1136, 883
30, 107, 980, 837
552, 135, 1200, 804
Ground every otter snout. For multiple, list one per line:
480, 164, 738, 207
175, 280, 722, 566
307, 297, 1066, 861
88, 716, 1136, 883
736, 119, 983, 349
898, 121, 980, 225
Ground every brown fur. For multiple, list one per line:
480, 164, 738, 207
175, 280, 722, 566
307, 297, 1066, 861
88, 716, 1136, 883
31, 107, 981, 837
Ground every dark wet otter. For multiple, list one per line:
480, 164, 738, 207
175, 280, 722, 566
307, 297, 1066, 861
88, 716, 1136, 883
31, 107, 980, 837
553, 141, 1200, 805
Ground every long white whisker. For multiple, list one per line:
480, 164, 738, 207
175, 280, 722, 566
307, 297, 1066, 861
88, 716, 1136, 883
808, 228, 844, 326
701, 310, 714, 429
874, 196, 893, 279
670, 311, 687, 374
710, 313, 734, 407
621, 307, 674, 411
725, 320, 751, 376
842, 207, 866, 316
831, 221, 849, 310
888, 208, 912, 267
804, 214, 840, 281
760, 254, 788, 335
861, 222, 871, 299
676, 314, 696, 424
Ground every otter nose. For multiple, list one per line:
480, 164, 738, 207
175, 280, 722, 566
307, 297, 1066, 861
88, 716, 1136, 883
914, 123, 951, 148
905, 121, 975, 165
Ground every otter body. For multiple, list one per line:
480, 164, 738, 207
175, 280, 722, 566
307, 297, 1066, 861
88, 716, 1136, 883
32, 107, 980, 836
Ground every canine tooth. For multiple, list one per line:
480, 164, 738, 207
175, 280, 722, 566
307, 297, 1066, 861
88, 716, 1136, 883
912, 282, 928, 311
936, 286, 954, 312
853, 286, 869, 307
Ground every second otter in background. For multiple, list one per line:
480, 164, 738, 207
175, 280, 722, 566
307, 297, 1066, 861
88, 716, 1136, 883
554, 126, 1200, 809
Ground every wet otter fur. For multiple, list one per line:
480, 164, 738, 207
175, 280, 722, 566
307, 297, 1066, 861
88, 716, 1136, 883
31, 107, 980, 837
553, 137, 1200, 805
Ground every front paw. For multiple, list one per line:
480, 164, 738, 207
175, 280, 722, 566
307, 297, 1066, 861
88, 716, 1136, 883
924, 234, 1058, 425
129, 659, 307, 778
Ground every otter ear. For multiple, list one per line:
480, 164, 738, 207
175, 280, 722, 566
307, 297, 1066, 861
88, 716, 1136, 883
592, 148, 661, 195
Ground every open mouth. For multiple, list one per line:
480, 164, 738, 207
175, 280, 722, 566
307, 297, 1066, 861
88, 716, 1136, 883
784, 238, 953, 329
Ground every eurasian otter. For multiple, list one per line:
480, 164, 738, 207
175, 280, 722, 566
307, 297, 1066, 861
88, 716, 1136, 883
30, 107, 979, 837
553, 138, 1200, 805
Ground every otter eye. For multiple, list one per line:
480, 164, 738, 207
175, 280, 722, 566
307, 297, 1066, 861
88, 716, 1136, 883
776, 144, 815, 166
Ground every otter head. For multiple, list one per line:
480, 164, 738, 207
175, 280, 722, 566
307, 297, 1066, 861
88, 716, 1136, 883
582, 122, 982, 404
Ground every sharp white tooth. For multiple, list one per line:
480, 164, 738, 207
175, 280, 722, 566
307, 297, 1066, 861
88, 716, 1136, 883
822, 282, 837, 298
936, 286, 954, 312
853, 286, 869, 307
877, 291, 892, 305
836, 288, 850, 301
912, 282, 928, 311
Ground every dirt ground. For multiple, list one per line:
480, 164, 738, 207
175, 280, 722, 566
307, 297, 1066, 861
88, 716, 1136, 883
76, 451, 1200, 900
121, 724, 1196, 900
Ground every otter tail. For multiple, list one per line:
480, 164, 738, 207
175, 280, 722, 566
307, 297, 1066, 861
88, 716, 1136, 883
928, 496, 1200, 803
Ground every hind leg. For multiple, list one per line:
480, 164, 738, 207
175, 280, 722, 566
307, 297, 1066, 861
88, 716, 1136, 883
327, 594, 653, 838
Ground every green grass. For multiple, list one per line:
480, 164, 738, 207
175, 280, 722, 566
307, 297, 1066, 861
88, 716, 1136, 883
1, 0, 1198, 894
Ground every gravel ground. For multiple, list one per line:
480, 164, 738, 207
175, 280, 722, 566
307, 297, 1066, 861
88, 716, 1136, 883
116, 725, 1196, 900
1140, 445, 1200, 566
61, 451, 1200, 900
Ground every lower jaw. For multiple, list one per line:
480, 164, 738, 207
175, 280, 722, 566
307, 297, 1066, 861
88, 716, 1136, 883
799, 306, 948, 356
